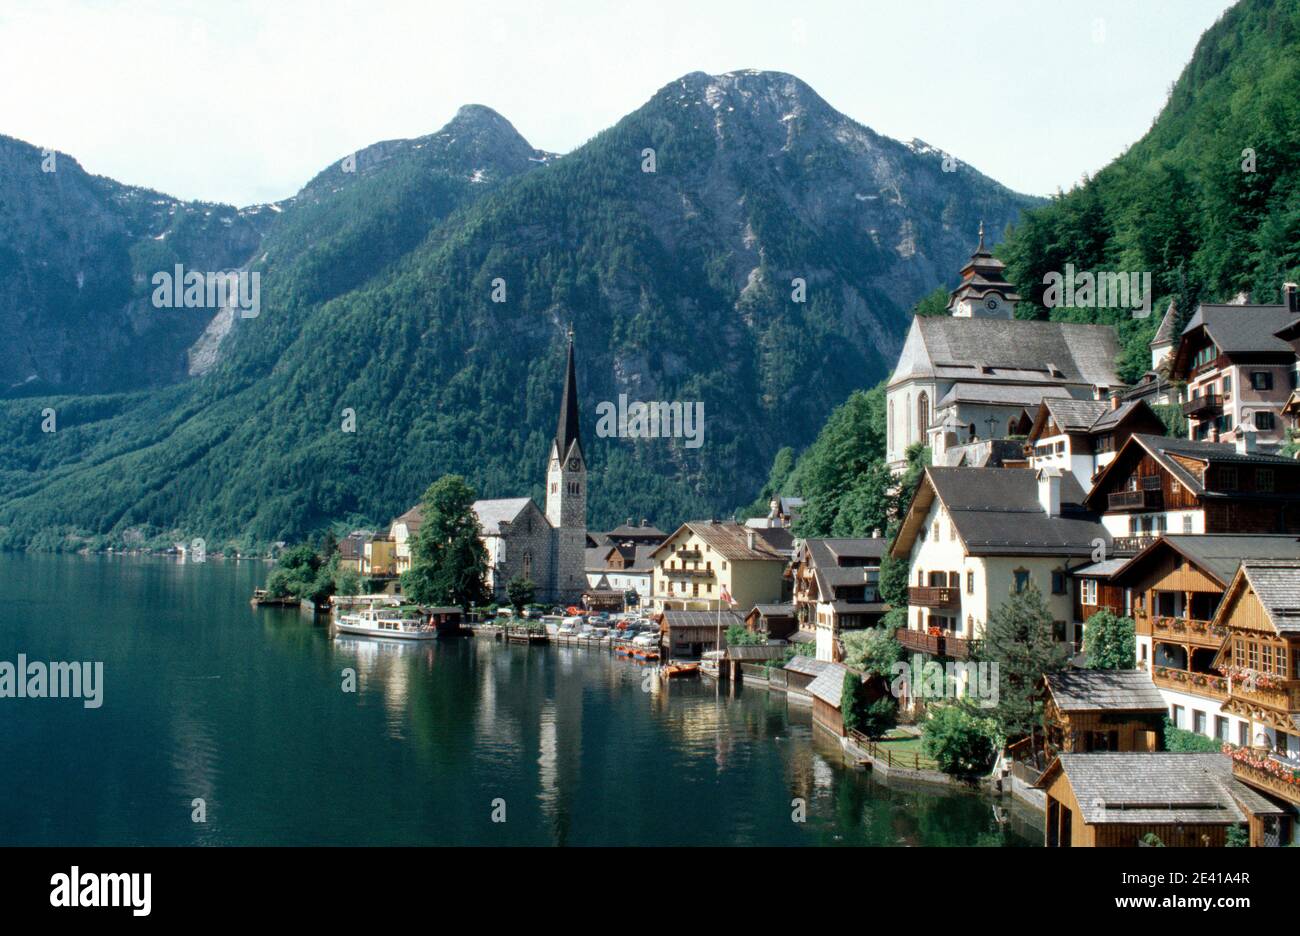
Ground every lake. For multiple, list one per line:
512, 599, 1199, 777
0, 553, 1038, 846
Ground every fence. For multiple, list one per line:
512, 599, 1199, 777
849, 730, 940, 771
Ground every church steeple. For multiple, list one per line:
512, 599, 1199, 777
947, 221, 1019, 319
555, 328, 582, 460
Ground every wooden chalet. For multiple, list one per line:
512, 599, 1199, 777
1042, 670, 1166, 756
744, 603, 798, 642
1209, 559, 1300, 827
1084, 433, 1300, 555
1106, 535, 1300, 743
1037, 752, 1291, 847
1024, 396, 1165, 491
661, 609, 745, 658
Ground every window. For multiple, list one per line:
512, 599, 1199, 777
1215, 717, 1229, 742
1013, 569, 1030, 594
1256, 411, 1275, 431
1194, 710, 1207, 736
966, 571, 974, 594
1051, 570, 1066, 595
1081, 579, 1098, 606
1238, 722, 1250, 747
1171, 705, 1184, 728
917, 391, 929, 439
1223, 374, 1232, 395
887, 401, 894, 452
1219, 467, 1238, 491
932, 521, 940, 540
1182, 515, 1193, 533
1258, 468, 1275, 493
1251, 371, 1274, 391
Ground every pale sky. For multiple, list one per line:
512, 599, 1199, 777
1, 0, 1235, 206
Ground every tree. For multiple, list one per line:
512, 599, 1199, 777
1226, 824, 1250, 847
265, 543, 324, 599
725, 624, 763, 647
1083, 609, 1136, 670
976, 583, 1071, 742
922, 704, 999, 777
399, 475, 489, 609
624, 589, 639, 609
506, 576, 535, 613
841, 672, 896, 739
841, 626, 903, 679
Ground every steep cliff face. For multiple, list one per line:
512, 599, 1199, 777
0, 134, 274, 395
0, 72, 1038, 550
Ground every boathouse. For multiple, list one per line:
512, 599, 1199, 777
807, 661, 849, 736
1042, 669, 1167, 756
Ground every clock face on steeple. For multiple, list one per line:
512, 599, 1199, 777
984, 296, 999, 311
568, 457, 580, 471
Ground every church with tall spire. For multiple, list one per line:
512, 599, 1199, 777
389, 331, 588, 603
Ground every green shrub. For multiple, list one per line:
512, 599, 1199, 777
921, 704, 999, 776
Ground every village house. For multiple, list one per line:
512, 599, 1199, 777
1037, 752, 1292, 847
1023, 396, 1165, 491
660, 609, 746, 658
891, 467, 1110, 658
1212, 560, 1300, 773
744, 496, 804, 530
390, 335, 588, 604
585, 541, 657, 605
1169, 285, 1299, 450
1041, 669, 1167, 757
1100, 536, 1300, 746
886, 227, 1121, 473
1083, 433, 1300, 555
649, 521, 787, 614
787, 536, 889, 662
743, 603, 799, 642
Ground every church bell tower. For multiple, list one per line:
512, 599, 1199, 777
546, 330, 587, 599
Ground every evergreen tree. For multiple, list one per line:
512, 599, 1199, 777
506, 576, 535, 613
976, 583, 1070, 742
1083, 609, 1137, 670
400, 475, 489, 609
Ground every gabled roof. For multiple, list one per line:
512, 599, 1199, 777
472, 497, 536, 535
799, 537, 886, 600
889, 316, 1122, 389
650, 521, 785, 562
393, 504, 424, 533
748, 603, 796, 618
1035, 753, 1252, 826
1181, 303, 1295, 355
1111, 535, 1300, 589
603, 523, 666, 540
1044, 669, 1166, 713
1027, 398, 1160, 445
892, 467, 1108, 558
806, 662, 849, 707
1214, 559, 1300, 635
663, 610, 745, 631
1084, 433, 1296, 509
784, 655, 829, 678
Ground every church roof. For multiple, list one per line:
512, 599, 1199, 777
891, 317, 1122, 389
555, 333, 582, 459
472, 498, 536, 535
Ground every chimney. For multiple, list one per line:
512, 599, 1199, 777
1037, 469, 1062, 518
872, 528, 882, 539
627, 517, 633, 527
1236, 424, 1258, 455
1285, 282, 1299, 314
641, 518, 649, 527
747, 530, 756, 551
1109, 389, 1122, 411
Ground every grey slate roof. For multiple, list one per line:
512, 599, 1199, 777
925, 467, 1109, 557
604, 523, 667, 540
1239, 559, 1300, 634
806, 662, 849, 707
1182, 303, 1295, 355
724, 644, 787, 661
784, 655, 829, 677
472, 497, 535, 535
749, 604, 796, 618
1045, 670, 1166, 713
1070, 558, 1128, 578
900, 317, 1122, 387
1099, 434, 1296, 501
1139, 535, 1300, 587
802, 537, 887, 599
937, 383, 1073, 410
663, 610, 745, 631
1045, 753, 1248, 825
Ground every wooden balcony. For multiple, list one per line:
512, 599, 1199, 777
1230, 750, 1300, 806
661, 566, 714, 578
1228, 678, 1300, 713
1111, 536, 1156, 555
1150, 616, 1227, 646
1182, 393, 1223, 418
895, 627, 977, 660
908, 585, 958, 609
1107, 488, 1164, 512
1151, 665, 1229, 702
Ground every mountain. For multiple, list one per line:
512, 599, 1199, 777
0, 134, 275, 396
999, 0, 1300, 382
0, 71, 1037, 552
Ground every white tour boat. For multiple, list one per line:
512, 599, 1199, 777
335, 604, 438, 641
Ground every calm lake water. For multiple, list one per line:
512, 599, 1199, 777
0, 554, 1038, 846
